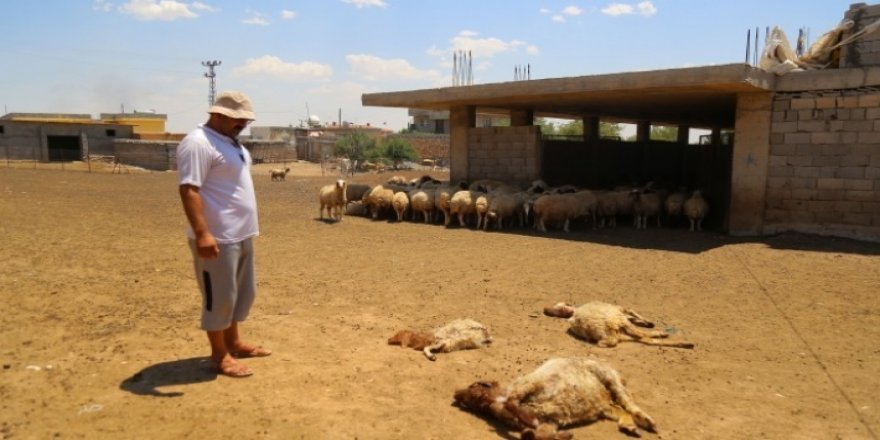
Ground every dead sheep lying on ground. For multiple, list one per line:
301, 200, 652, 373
388, 318, 492, 361
270, 167, 291, 181
544, 301, 694, 349
454, 357, 657, 439
318, 179, 348, 221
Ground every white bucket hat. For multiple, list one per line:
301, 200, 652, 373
209, 91, 255, 120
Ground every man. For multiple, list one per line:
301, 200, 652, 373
177, 91, 271, 378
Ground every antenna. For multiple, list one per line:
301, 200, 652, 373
202, 60, 222, 106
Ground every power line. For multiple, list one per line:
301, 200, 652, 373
202, 60, 221, 107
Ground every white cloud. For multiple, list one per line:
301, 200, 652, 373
242, 10, 269, 26
233, 55, 334, 81
190, 1, 216, 12
93, 0, 114, 12
281, 9, 296, 19
552, 15, 565, 23
562, 6, 583, 16
119, 0, 198, 21
526, 45, 539, 55
341, 0, 388, 8
601, 3, 634, 16
346, 54, 442, 82
449, 31, 534, 59
638, 1, 657, 16
539, 8, 551, 14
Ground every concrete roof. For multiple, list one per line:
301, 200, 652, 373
363, 63, 776, 128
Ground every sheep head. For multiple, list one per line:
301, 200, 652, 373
454, 381, 542, 432
387, 329, 436, 350
543, 302, 575, 318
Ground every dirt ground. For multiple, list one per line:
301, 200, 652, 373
1, 161, 878, 440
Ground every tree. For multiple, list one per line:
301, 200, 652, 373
650, 125, 678, 142
381, 137, 419, 169
534, 117, 557, 135
334, 131, 376, 163
600, 122, 622, 140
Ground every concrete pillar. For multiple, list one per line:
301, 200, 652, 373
729, 92, 772, 236
677, 125, 690, 145
450, 105, 475, 182
509, 109, 534, 126
636, 121, 650, 142
583, 116, 600, 141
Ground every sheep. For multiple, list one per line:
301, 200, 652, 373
408, 188, 436, 223
594, 190, 617, 228
532, 194, 582, 233
270, 167, 291, 181
453, 357, 657, 439
630, 188, 662, 229
434, 182, 469, 226
544, 301, 694, 349
387, 175, 408, 185
474, 193, 491, 230
363, 184, 395, 220
391, 190, 410, 222
663, 188, 688, 227
468, 179, 506, 193
344, 183, 372, 208
388, 318, 492, 361
318, 179, 348, 221
684, 190, 709, 232
449, 190, 479, 228
486, 192, 527, 230
570, 190, 598, 228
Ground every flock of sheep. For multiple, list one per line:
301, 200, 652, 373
309, 172, 707, 438
316, 173, 710, 234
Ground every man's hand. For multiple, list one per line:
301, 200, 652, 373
195, 231, 220, 259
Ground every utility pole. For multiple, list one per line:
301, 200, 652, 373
202, 60, 221, 106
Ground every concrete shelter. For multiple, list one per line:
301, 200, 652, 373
363, 63, 880, 241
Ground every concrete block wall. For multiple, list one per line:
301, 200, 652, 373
841, 3, 880, 68
766, 89, 880, 242
467, 125, 541, 185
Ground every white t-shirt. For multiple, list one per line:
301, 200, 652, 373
177, 124, 259, 244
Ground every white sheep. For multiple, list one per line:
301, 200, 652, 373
453, 357, 657, 438
684, 190, 709, 232
387, 175, 408, 185
544, 301, 694, 349
364, 184, 395, 220
474, 193, 492, 230
391, 190, 410, 222
663, 188, 688, 226
449, 190, 479, 227
630, 188, 662, 230
318, 179, 348, 221
270, 167, 291, 181
408, 188, 436, 223
388, 318, 493, 361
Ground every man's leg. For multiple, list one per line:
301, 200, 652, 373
208, 328, 253, 377
224, 321, 272, 358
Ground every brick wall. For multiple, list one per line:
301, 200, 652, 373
467, 126, 541, 185
766, 89, 880, 242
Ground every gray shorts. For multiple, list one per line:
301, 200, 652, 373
188, 238, 257, 331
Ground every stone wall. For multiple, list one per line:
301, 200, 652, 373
766, 89, 880, 242
467, 126, 541, 185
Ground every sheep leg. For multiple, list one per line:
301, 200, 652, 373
697, 218, 703, 232
562, 218, 570, 233
623, 309, 655, 328
689, 218, 696, 232
622, 324, 695, 348
423, 342, 445, 361
588, 364, 658, 434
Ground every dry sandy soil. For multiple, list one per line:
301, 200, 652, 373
1, 161, 878, 440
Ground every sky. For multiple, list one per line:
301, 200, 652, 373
0, 0, 859, 134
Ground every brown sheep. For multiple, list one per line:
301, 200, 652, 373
388, 318, 492, 361
270, 167, 291, 181
544, 301, 694, 349
453, 357, 657, 439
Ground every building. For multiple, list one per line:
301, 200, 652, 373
363, 4, 880, 242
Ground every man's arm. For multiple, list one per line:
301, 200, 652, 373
179, 184, 219, 259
